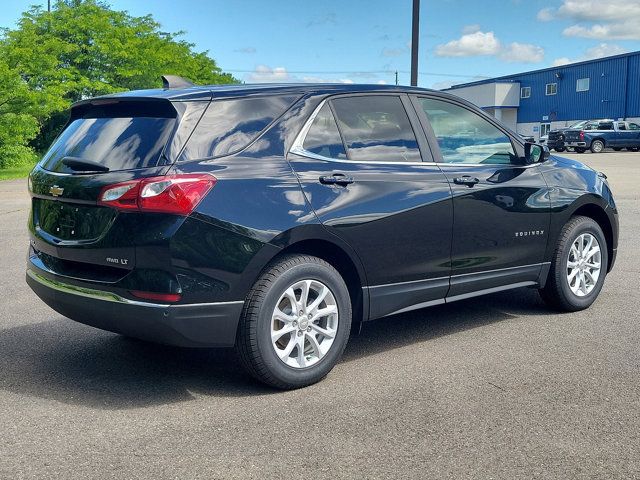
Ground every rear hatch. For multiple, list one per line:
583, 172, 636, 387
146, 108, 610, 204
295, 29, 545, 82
28, 98, 181, 282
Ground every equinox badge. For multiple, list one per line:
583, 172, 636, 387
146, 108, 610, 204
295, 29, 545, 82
49, 185, 64, 197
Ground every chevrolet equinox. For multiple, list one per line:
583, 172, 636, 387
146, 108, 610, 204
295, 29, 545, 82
26, 79, 619, 389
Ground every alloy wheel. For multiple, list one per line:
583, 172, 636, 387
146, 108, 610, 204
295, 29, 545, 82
566, 233, 601, 297
270, 279, 339, 368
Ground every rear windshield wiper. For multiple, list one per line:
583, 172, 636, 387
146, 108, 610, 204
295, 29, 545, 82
62, 156, 110, 173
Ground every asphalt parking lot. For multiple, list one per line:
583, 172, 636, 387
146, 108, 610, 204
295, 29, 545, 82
1, 151, 638, 479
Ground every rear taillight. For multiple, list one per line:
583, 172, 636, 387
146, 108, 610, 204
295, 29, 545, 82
579, 131, 585, 140
130, 290, 182, 303
98, 174, 216, 215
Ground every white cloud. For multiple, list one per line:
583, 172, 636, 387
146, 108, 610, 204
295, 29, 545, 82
245, 65, 292, 83
539, 0, 640, 40
563, 22, 639, 40
552, 43, 628, 66
244, 65, 354, 84
435, 29, 544, 63
435, 31, 501, 57
500, 42, 545, 63
462, 24, 481, 34
537, 8, 554, 21
557, 0, 640, 22
552, 57, 572, 67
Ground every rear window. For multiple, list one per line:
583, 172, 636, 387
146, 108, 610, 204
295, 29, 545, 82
330, 95, 421, 163
179, 95, 298, 160
40, 101, 176, 173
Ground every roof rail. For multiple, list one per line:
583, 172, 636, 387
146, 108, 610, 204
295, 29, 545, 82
162, 75, 195, 89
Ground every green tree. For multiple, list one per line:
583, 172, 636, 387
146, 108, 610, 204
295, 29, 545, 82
1, 0, 236, 163
0, 56, 40, 168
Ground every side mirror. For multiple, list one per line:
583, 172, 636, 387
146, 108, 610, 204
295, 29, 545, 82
524, 142, 550, 164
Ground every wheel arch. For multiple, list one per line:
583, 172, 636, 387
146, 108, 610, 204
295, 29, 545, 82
243, 227, 369, 329
570, 202, 615, 272
275, 239, 368, 329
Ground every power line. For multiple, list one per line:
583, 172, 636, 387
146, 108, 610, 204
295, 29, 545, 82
222, 68, 480, 79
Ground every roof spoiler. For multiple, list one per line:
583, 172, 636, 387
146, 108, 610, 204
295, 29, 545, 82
162, 75, 195, 89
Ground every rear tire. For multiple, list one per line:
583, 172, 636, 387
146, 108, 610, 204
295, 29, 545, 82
574, 148, 586, 153
555, 147, 566, 152
237, 254, 352, 389
627, 147, 639, 152
590, 140, 605, 153
539, 216, 608, 312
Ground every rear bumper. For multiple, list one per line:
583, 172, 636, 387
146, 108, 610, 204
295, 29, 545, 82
546, 140, 564, 149
566, 141, 587, 147
26, 268, 243, 347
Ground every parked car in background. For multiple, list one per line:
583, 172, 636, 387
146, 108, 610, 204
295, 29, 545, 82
26, 80, 619, 389
546, 120, 591, 152
564, 119, 640, 153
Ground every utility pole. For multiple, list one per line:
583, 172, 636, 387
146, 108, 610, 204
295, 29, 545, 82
410, 0, 420, 86
47, 0, 51, 12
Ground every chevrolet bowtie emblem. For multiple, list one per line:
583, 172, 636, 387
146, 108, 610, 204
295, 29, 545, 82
49, 185, 64, 197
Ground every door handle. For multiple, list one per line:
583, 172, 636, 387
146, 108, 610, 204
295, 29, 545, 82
453, 176, 480, 187
319, 173, 354, 186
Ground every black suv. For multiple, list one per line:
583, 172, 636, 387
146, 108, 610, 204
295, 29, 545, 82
27, 80, 619, 389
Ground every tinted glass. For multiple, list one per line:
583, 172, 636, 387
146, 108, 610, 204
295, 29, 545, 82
303, 104, 347, 159
180, 95, 298, 160
419, 97, 516, 164
40, 102, 176, 173
330, 96, 421, 162
599, 122, 614, 130
617, 122, 627, 130
629, 123, 640, 130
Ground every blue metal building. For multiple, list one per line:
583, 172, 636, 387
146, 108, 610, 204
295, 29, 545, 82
444, 51, 640, 140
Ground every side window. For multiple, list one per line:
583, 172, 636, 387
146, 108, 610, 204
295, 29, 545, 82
629, 123, 640, 130
180, 95, 298, 160
419, 97, 516, 165
330, 96, 421, 162
617, 122, 627, 130
599, 122, 614, 130
302, 103, 347, 159
584, 122, 598, 131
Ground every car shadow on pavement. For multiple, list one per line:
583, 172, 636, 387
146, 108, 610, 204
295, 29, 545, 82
0, 287, 551, 409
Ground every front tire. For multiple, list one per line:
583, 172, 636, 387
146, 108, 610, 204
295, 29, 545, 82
237, 254, 352, 389
539, 216, 608, 312
590, 140, 605, 153
554, 147, 566, 152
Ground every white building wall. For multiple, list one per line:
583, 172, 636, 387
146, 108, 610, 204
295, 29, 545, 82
448, 82, 520, 109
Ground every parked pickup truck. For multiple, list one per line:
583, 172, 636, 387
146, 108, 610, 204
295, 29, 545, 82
563, 119, 640, 153
546, 120, 590, 152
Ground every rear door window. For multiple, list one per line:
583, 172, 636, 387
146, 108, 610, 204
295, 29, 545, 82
180, 95, 298, 160
40, 101, 176, 173
330, 96, 422, 162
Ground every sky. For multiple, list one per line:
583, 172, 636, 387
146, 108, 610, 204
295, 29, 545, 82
1, 0, 639, 89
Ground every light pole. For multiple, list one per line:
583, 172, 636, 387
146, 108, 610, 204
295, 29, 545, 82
410, 0, 420, 86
